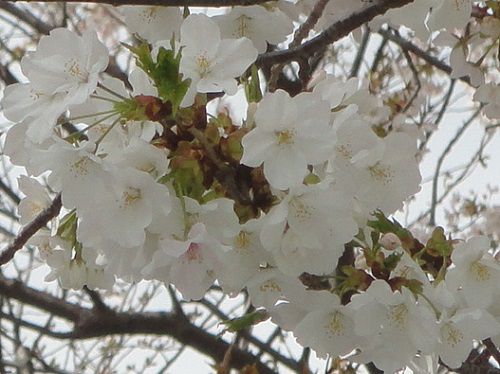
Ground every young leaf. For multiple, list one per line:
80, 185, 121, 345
127, 43, 190, 111
220, 310, 269, 332
244, 65, 262, 103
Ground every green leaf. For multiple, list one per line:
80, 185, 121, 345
368, 210, 403, 233
335, 265, 370, 298
168, 159, 206, 201
384, 252, 403, 272
154, 47, 190, 109
425, 227, 453, 257
244, 65, 262, 103
113, 98, 147, 121
220, 310, 269, 332
56, 210, 77, 247
304, 172, 321, 185
128, 43, 190, 112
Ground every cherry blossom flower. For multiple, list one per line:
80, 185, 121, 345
260, 183, 358, 275
333, 131, 421, 215
273, 290, 357, 358
246, 268, 306, 309
179, 14, 258, 107
37, 140, 114, 212
45, 245, 113, 290
446, 236, 500, 308
122, 6, 183, 43
474, 83, 500, 120
143, 196, 239, 299
22, 28, 108, 103
351, 281, 439, 372
167, 224, 223, 300
241, 89, 334, 190
214, 6, 293, 53
217, 219, 271, 295
1, 83, 69, 142
17, 176, 52, 225
1, 29, 108, 143
436, 308, 500, 368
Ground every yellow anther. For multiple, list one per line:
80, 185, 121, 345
275, 129, 295, 145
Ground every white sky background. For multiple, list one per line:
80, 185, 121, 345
404, 87, 500, 231
0, 5, 499, 374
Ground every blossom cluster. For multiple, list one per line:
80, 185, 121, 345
2, 2, 500, 372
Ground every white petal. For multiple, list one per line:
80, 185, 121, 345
240, 129, 275, 167
264, 148, 307, 190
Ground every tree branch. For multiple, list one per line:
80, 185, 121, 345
0, 276, 81, 321
290, 0, 331, 49
0, 275, 288, 374
0, 2, 52, 34
257, 0, 415, 66
483, 339, 500, 366
0, 63, 17, 87
378, 28, 472, 86
83, 286, 108, 312
350, 25, 370, 77
0, 194, 62, 266
0, 178, 20, 205
198, 298, 301, 372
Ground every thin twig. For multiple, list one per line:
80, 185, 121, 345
0, 194, 62, 266
257, 0, 415, 67
378, 28, 472, 86
0, 178, 20, 205
269, 0, 331, 90
290, 0, 331, 49
398, 33, 421, 113
350, 25, 370, 78
0, 274, 280, 374
0, 3, 52, 34
419, 80, 456, 153
483, 338, 500, 365
410, 130, 492, 227
429, 107, 482, 226
83, 286, 109, 312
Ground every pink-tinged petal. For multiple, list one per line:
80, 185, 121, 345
160, 238, 190, 258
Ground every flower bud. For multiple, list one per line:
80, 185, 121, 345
380, 232, 402, 251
